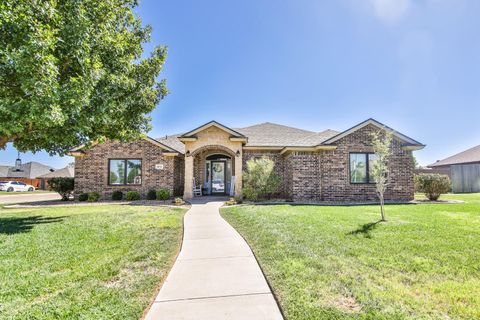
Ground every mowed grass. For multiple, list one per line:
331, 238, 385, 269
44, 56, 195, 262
0, 205, 186, 319
221, 193, 480, 320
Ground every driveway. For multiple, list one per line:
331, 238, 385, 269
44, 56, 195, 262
144, 197, 283, 320
0, 192, 61, 205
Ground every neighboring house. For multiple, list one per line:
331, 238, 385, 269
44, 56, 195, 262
0, 161, 56, 189
37, 165, 75, 190
428, 145, 480, 193
71, 118, 424, 202
70, 118, 424, 202
37, 165, 74, 179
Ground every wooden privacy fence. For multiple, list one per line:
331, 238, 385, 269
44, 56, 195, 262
451, 164, 480, 193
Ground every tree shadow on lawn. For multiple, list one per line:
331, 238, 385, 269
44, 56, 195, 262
0, 215, 66, 235
347, 220, 383, 239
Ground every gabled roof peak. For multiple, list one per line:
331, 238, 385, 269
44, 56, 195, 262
321, 118, 425, 148
180, 120, 246, 138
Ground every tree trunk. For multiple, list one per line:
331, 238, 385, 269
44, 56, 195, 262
0, 135, 16, 149
379, 192, 386, 221
0, 136, 10, 149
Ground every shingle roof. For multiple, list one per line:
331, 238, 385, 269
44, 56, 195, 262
156, 134, 186, 153
0, 162, 55, 179
289, 129, 340, 147
235, 122, 339, 147
428, 145, 480, 167
156, 119, 423, 154
156, 122, 339, 152
37, 166, 74, 179
0, 165, 9, 177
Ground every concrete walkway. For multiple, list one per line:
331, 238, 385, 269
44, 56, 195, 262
145, 198, 283, 320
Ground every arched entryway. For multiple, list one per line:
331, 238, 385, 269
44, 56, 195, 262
184, 144, 243, 199
200, 153, 233, 195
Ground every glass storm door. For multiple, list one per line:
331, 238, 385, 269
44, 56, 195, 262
211, 161, 226, 194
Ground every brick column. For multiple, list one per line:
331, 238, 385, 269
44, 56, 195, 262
234, 150, 243, 199
184, 155, 193, 199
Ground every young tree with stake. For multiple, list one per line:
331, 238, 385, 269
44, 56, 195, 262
370, 128, 393, 221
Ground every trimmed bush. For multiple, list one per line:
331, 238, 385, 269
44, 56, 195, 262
111, 191, 123, 201
156, 188, 171, 203
48, 177, 74, 201
87, 192, 100, 202
174, 197, 185, 205
225, 197, 237, 206
78, 193, 89, 202
415, 174, 451, 201
243, 156, 282, 201
146, 189, 157, 200
125, 191, 141, 201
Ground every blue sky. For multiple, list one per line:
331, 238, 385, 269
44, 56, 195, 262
1, 0, 480, 168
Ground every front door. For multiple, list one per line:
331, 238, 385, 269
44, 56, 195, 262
211, 161, 226, 194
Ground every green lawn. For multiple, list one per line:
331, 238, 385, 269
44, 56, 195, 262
0, 205, 186, 319
222, 193, 480, 320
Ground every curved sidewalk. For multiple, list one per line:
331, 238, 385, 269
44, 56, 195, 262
145, 198, 283, 320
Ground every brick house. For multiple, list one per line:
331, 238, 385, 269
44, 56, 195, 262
70, 118, 424, 202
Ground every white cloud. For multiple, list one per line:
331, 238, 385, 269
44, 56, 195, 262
370, 0, 411, 23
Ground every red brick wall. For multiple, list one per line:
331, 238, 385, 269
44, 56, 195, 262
320, 124, 414, 202
74, 140, 178, 200
285, 152, 322, 201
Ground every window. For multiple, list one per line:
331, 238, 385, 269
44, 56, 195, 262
108, 159, 142, 185
350, 153, 377, 184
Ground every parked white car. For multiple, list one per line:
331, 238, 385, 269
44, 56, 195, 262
0, 181, 36, 192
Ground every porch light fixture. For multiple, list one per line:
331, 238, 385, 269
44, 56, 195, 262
236, 150, 240, 156
186, 150, 190, 157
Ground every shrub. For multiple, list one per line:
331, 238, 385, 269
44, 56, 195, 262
48, 177, 74, 201
125, 191, 141, 201
415, 174, 451, 201
156, 188, 171, 203
225, 197, 237, 206
146, 189, 157, 200
78, 193, 89, 202
87, 192, 100, 202
174, 197, 185, 205
243, 156, 282, 201
111, 191, 123, 201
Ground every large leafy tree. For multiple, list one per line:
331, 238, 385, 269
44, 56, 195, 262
0, 0, 167, 154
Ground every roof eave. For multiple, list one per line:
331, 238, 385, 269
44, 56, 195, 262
322, 118, 424, 147
402, 144, 426, 151
280, 145, 338, 155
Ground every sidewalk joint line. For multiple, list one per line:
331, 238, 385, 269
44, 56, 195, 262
155, 292, 272, 304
